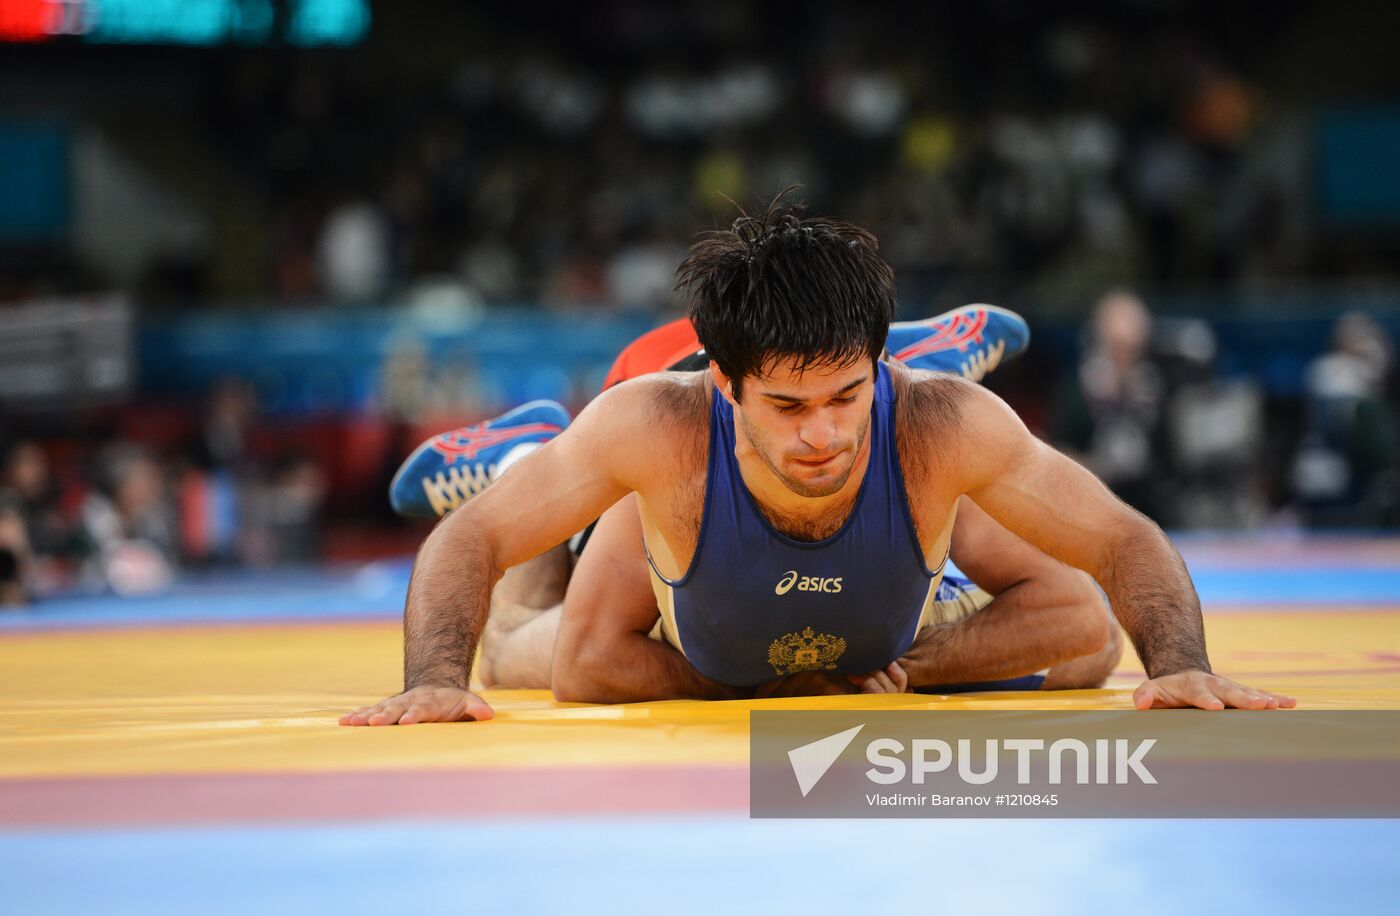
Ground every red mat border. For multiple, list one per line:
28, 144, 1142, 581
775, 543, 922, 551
0, 766, 749, 827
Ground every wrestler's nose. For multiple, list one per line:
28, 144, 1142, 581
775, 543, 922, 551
797, 413, 836, 452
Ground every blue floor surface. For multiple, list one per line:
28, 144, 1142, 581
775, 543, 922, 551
4, 818, 1396, 916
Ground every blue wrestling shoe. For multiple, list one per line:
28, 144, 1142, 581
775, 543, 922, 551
886, 304, 1030, 381
389, 400, 571, 518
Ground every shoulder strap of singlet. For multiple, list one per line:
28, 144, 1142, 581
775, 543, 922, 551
643, 388, 722, 588
879, 362, 940, 578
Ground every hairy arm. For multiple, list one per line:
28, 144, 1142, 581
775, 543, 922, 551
343, 381, 658, 725
927, 379, 1293, 709
551, 495, 748, 703
407, 382, 670, 687
943, 381, 1207, 677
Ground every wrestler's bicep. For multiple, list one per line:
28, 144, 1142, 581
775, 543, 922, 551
955, 385, 1141, 577
461, 382, 655, 570
557, 495, 662, 658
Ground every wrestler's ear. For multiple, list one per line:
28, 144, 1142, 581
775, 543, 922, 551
710, 362, 740, 406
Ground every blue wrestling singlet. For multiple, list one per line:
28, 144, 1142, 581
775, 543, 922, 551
645, 362, 944, 687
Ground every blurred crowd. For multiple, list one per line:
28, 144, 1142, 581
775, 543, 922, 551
0, 379, 329, 606
1053, 295, 1398, 531
74, 2, 1347, 314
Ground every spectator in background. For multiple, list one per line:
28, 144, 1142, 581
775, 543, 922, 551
317, 194, 392, 303
1052, 290, 1167, 521
0, 493, 32, 607
80, 444, 177, 596
197, 378, 257, 472
1291, 313, 1399, 527
377, 340, 433, 423
260, 452, 329, 564
1155, 318, 1266, 528
605, 226, 686, 314
0, 441, 77, 600
180, 378, 259, 567
2, 441, 71, 565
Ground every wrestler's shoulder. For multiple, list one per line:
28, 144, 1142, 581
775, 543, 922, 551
580, 370, 711, 437
888, 361, 1033, 487
888, 362, 1030, 483
605, 369, 709, 411
888, 361, 981, 435
571, 372, 710, 487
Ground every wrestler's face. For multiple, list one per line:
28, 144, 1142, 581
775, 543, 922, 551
715, 357, 875, 498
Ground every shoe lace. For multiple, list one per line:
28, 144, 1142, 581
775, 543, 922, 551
421, 463, 495, 516
960, 339, 1006, 383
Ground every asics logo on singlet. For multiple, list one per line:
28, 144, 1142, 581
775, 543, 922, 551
775, 570, 844, 596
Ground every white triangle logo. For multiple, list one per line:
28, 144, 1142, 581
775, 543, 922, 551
787, 724, 865, 798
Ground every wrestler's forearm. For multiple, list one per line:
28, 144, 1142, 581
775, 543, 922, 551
899, 578, 1103, 686
1098, 523, 1210, 678
402, 523, 499, 691
553, 632, 748, 703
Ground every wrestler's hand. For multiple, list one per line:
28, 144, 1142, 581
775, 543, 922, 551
1133, 671, 1297, 711
339, 685, 494, 726
847, 662, 909, 694
753, 671, 859, 698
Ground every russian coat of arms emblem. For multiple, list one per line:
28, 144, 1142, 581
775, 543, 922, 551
767, 627, 847, 676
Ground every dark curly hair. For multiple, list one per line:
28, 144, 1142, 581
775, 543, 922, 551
675, 192, 894, 399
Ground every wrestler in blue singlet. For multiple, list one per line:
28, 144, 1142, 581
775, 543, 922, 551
646, 361, 1046, 692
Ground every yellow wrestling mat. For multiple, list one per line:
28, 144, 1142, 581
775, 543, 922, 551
3, 608, 1397, 781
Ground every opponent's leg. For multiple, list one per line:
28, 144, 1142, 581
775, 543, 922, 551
390, 400, 571, 519
476, 542, 570, 689
885, 303, 1030, 381
476, 495, 666, 693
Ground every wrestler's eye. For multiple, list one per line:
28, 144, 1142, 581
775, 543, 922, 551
776, 396, 854, 414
